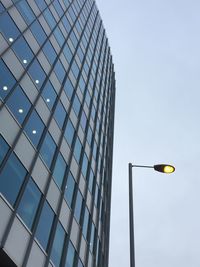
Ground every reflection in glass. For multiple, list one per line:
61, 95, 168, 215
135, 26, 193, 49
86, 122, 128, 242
40, 133, 56, 169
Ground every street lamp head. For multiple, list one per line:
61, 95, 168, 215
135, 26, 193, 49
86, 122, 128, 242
154, 164, 175, 174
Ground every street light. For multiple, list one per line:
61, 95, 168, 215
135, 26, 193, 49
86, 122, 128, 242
128, 163, 175, 267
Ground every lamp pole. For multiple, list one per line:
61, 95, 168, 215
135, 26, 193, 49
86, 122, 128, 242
128, 162, 175, 267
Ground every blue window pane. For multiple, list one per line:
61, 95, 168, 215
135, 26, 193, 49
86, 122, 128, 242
64, 172, 75, 207
42, 41, 57, 65
63, 45, 73, 64
54, 60, 66, 84
0, 12, 20, 41
0, 3, 5, 13
12, 36, 34, 66
35, 201, 54, 251
62, 17, 71, 33
16, 0, 35, 24
71, 60, 79, 79
87, 127, 92, 145
43, 9, 56, 29
74, 138, 82, 163
64, 78, 74, 100
34, 0, 47, 11
81, 153, 88, 178
0, 59, 16, 100
78, 76, 85, 92
88, 170, 94, 193
72, 95, 81, 116
65, 241, 75, 267
30, 20, 47, 45
82, 208, 89, 239
50, 223, 65, 267
90, 223, 95, 252
28, 59, 46, 89
0, 135, 9, 166
53, 28, 64, 47
53, 1, 64, 17
17, 178, 41, 229
64, 120, 74, 147
53, 153, 67, 188
70, 31, 78, 48
40, 133, 56, 169
24, 110, 45, 147
78, 260, 84, 267
94, 185, 99, 206
80, 111, 87, 129
54, 101, 66, 129
6, 86, 31, 125
0, 153, 26, 206
74, 190, 83, 223
85, 91, 91, 107
42, 81, 57, 110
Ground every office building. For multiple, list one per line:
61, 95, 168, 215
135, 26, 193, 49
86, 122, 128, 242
0, 0, 115, 267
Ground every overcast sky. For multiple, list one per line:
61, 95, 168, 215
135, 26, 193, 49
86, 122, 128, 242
96, 0, 200, 266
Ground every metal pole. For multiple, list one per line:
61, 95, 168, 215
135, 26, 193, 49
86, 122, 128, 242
129, 163, 135, 267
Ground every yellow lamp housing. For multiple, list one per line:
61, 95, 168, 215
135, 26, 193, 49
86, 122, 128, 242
154, 164, 175, 174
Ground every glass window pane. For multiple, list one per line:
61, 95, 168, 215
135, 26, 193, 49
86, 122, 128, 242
72, 95, 81, 116
30, 20, 47, 45
12, 36, 34, 66
80, 111, 87, 129
17, 178, 41, 229
53, 153, 67, 188
78, 259, 84, 267
0, 12, 20, 41
54, 101, 66, 129
16, 0, 35, 24
40, 133, 56, 169
82, 208, 89, 239
64, 120, 75, 147
24, 110, 45, 147
74, 190, 83, 223
0, 135, 9, 166
63, 45, 73, 64
71, 60, 79, 79
74, 138, 82, 163
88, 170, 94, 193
34, 0, 47, 11
35, 201, 54, 251
64, 78, 74, 100
50, 223, 65, 267
65, 241, 75, 267
41, 81, 57, 110
54, 60, 66, 84
53, 28, 64, 47
43, 9, 56, 29
6, 86, 31, 125
81, 153, 88, 178
28, 59, 46, 90
64, 172, 75, 207
42, 41, 57, 65
0, 59, 16, 100
0, 153, 27, 206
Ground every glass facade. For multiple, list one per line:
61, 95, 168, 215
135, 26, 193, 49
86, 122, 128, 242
0, 1, 115, 267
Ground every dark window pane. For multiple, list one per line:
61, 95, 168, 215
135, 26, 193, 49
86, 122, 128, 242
64, 172, 75, 207
17, 178, 41, 229
82, 208, 89, 239
35, 201, 54, 251
28, 59, 46, 89
64, 78, 74, 100
0, 135, 9, 166
6, 86, 31, 125
90, 223, 95, 252
42, 41, 57, 65
12, 36, 34, 66
74, 190, 83, 223
53, 153, 67, 188
74, 138, 82, 163
81, 153, 88, 178
0, 12, 20, 41
50, 223, 65, 267
64, 120, 74, 147
40, 133, 56, 169
42, 81, 57, 110
54, 60, 66, 84
65, 241, 75, 267
16, 0, 35, 24
30, 20, 47, 45
24, 110, 45, 147
0, 153, 26, 206
0, 59, 16, 100
54, 101, 66, 129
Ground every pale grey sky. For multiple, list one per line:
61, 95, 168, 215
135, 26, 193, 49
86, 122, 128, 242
96, 1, 200, 266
